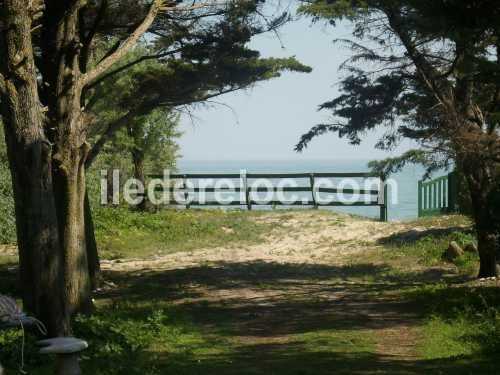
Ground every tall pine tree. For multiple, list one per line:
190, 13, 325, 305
297, 0, 500, 277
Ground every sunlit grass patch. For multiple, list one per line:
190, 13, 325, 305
94, 208, 274, 259
380, 229, 478, 276
409, 284, 500, 361
299, 329, 374, 354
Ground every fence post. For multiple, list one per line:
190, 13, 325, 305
423, 183, 427, 213
443, 177, 448, 209
309, 173, 318, 209
379, 175, 388, 222
244, 174, 252, 210
438, 179, 443, 211
432, 181, 437, 211
182, 175, 190, 209
418, 180, 423, 217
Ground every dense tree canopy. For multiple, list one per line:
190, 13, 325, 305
296, 0, 500, 277
0, 0, 310, 335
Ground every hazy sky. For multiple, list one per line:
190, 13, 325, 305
178, 11, 412, 161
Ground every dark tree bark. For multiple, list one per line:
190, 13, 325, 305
1, 0, 68, 335
106, 167, 116, 206
132, 150, 147, 211
128, 124, 147, 211
466, 172, 500, 278
0, 0, 162, 333
474, 216, 498, 278
40, 2, 93, 318
85, 192, 101, 290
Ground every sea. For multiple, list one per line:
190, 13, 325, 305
177, 159, 432, 222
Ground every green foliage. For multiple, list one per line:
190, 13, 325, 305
0, 303, 226, 375
378, 217, 500, 363
88, 45, 182, 176
367, 150, 447, 178
421, 312, 500, 360
92, 207, 271, 259
385, 229, 478, 275
133, 109, 182, 173
298, 0, 369, 23
0, 125, 16, 244
71, 304, 218, 375
409, 284, 500, 360
0, 329, 23, 366
296, 0, 500, 175
84, 4, 312, 188
297, 0, 500, 264
0, 328, 49, 371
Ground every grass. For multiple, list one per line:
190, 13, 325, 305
381, 230, 479, 275
0, 277, 376, 375
1, 206, 282, 270
0, 160, 16, 245
0, 255, 16, 266
92, 207, 280, 259
403, 214, 472, 228
2, 212, 500, 374
372, 218, 500, 369
1, 202, 285, 260
409, 283, 500, 364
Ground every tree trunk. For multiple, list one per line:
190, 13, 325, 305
2, 122, 69, 336
132, 149, 147, 211
129, 124, 147, 211
39, 2, 94, 317
51, 142, 93, 316
106, 167, 116, 206
1, 0, 158, 335
475, 218, 499, 278
1, 0, 68, 336
477, 239, 498, 278
85, 191, 101, 290
465, 170, 499, 278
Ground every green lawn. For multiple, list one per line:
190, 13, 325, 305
93, 207, 277, 259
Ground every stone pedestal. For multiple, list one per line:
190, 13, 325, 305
37, 337, 88, 375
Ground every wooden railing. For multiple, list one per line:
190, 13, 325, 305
148, 172, 389, 221
418, 171, 458, 217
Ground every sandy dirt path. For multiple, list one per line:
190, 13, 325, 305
101, 212, 406, 272
101, 211, 426, 369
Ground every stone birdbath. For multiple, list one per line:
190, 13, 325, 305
37, 337, 88, 375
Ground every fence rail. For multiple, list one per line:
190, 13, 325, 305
418, 171, 458, 217
148, 172, 388, 221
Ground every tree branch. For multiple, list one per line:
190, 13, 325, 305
86, 109, 147, 168
385, 10, 450, 105
82, 0, 164, 87
86, 48, 183, 90
80, 0, 109, 73
86, 84, 250, 168
82, 0, 230, 88
158, 85, 247, 107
